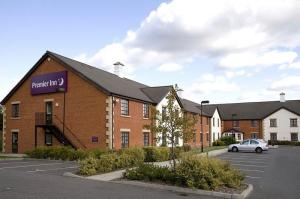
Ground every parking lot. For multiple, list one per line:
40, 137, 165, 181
217, 146, 300, 199
0, 158, 78, 176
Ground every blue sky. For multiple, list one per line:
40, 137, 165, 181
1, 0, 300, 104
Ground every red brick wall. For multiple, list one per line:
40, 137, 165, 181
113, 99, 152, 149
4, 56, 107, 153
187, 114, 210, 148
223, 120, 262, 139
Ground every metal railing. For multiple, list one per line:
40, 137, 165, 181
35, 112, 86, 149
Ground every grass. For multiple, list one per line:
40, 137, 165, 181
182, 145, 227, 156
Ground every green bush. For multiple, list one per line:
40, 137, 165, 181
268, 140, 300, 146
143, 147, 170, 162
26, 146, 88, 161
96, 153, 118, 173
220, 136, 236, 145
78, 157, 98, 176
87, 148, 110, 159
124, 164, 176, 183
124, 154, 245, 190
212, 140, 226, 146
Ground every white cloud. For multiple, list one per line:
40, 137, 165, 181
269, 76, 300, 91
224, 70, 253, 78
75, 0, 300, 75
157, 63, 183, 72
279, 61, 300, 70
219, 51, 297, 69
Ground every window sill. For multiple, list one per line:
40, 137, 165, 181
143, 117, 150, 120
121, 115, 131, 118
11, 117, 21, 120
290, 126, 298, 128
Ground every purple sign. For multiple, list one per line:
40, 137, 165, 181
31, 71, 68, 95
91, 136, 98, 143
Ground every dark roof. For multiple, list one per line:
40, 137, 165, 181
180, 98, 211, 116
205, 100, 300, 120
1, 51, 181, 106
141, 86, 172, 104
48, 51, 153, 103
201, 105, 218, 117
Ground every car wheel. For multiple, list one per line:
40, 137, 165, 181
256, 147, 262, 153
232, 147, 238, 152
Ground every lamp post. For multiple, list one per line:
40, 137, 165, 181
57, 88, 66, 135
200, 100, 209, 153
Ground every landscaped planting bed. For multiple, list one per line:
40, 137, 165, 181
123, 154, 245, 191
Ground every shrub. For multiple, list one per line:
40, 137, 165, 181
88, 148, 110, 159
124, 164, 176, 183
78, 157, 98, 176
124, 154, 245, 191
182, 144, 192, 152
268, 140, 300, 146
118, 147, 145, 166
212, 140, 226, 146
220, 136, 236, 145
143, 147, 170, 162
26, 146, 82, 161
96, 153, 118, 173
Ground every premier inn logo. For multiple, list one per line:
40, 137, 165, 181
31, 71, 67, 95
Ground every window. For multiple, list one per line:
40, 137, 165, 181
237, 133, 241, 140
251, 120, 258, 127
270, 133, 277, 141
213, 118, 215, 127
213, 132, 215, 141
233, 120, 239, 127
290, 119, 298, 127
251, 133, 258, 139
121, 132, 129, 148
143, 132, 150, 146
206, 117, 209, 125
206, 133, 209, 142
200, 132, 203, 142
120, 99, 129, 116
175, 135, 179, 145
291, 133, 298, 142
218, 133, 220, 139
143, 104, 149, 118
162, 107, 167, 120
250, 140, 259, 145
270, 119, 277, 127
241, 140, 249, 145
45, 129, 52, 146
217, 119, 220, 127
11, 103, 20, 118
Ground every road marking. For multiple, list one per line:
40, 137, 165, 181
219, 157, 270, 161
232, 163, 268, 168
245, 176, 262, 179
238, 169, 265, 172
225, 160, 267, 164
0, 161, 35, 165
27, 166, 78, 173
0, 162, 64, 170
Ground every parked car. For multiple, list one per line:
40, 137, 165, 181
228, 139, 269, 153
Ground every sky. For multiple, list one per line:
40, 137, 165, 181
1, 0, 300, 104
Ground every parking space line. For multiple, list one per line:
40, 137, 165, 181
27, 166, 78, 173
238, 169, 265, 172
232, 163, 268, 168
0, 162, 64, 170
225, 160, 267, 164
245, 176, 262, 179
219, 157, 270, 161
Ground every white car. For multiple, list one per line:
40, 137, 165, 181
228, 139, 269, 153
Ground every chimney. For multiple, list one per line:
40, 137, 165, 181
113, 62, 124, 77
280, 92, 286, 102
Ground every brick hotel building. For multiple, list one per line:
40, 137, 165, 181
1, 51, 213, 153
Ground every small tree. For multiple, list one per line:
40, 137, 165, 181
146, 86, 197, 170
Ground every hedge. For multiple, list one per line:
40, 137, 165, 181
25, 146, 111, 161
124, 154, 245, 190
79, 148, 145, 175
268, 140, 300, 146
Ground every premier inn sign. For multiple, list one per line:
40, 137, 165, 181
31, 71, 68, 95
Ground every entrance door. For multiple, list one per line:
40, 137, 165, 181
45, 101, 53, 125
12, 132, 18, 153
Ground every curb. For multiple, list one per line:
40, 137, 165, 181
268, 145, 279, 149
113, 180, 253, 199
63, 172, 85, 179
